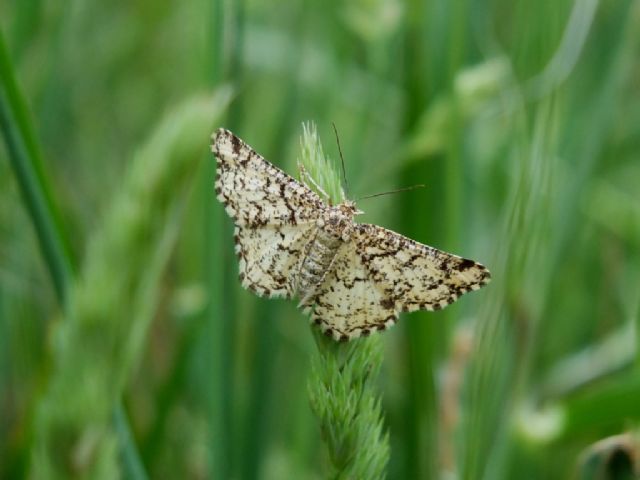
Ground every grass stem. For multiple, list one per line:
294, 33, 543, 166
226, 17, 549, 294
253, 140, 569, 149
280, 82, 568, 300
301, 123, 390, 479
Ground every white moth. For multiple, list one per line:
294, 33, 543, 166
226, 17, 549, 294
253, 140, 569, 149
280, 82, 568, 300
212, 128, 490, 341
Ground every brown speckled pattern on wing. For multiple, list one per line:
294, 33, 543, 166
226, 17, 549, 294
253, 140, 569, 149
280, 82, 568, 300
310, 240, 398, 341
211, 128, 491, 342
353, 224, 491, 313
213, 128, 323, 227
234, 223, 316, 298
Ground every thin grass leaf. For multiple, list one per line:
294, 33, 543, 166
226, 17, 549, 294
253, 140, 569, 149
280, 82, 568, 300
30, 90, 231, 479
0, 29, 74, 303
0, 27, 154, 480
459, 97, 558, 479
113, 406, 148, 480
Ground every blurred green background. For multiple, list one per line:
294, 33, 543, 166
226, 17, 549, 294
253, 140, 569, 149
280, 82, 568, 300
1, 0, 640, 478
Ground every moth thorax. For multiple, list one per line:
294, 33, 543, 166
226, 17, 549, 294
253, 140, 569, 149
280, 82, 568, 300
320, 205, 355, 237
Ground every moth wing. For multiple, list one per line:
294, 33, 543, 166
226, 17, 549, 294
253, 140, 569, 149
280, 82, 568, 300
310, 240, 398, 341
234, 223, 317, 298
212, 128, 324, 227
353, 224, 491, 313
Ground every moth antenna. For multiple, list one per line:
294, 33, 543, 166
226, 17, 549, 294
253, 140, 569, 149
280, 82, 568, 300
358, 184, 426, 201
331, 122, 349, 196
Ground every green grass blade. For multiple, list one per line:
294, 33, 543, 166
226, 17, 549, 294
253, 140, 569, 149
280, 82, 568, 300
30, 90, 231, 479
0, 29, 74, 303
113, 405, 148, 480
203, 0, 245, 475
203, 0, 233, 475
1, 26, 181, 480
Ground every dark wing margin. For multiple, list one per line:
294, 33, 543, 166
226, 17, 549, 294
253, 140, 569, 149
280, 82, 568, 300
352, 223, 491, 313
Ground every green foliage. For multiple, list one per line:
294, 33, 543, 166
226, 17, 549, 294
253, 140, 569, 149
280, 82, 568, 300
30, 92, 230, 479
1, 0, 640, 479
308, 333, 389, 480
0, 30, 74, 302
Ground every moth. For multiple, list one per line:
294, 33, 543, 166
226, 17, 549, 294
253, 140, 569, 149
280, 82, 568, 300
211, 128, 490, 341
